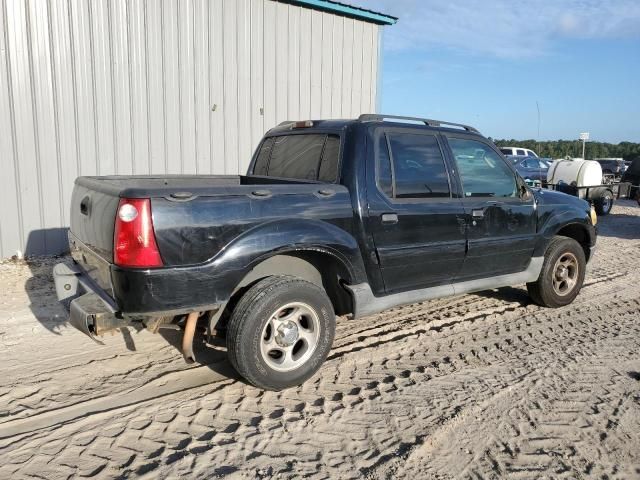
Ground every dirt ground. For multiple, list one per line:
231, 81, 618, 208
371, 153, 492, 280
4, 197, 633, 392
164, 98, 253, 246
1, 200, 639, 480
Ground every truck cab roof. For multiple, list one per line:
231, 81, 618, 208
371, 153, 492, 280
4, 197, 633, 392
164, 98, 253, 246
265, 114, 484, 137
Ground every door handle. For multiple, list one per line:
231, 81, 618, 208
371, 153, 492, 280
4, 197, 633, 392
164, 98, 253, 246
381, 213, 398, 224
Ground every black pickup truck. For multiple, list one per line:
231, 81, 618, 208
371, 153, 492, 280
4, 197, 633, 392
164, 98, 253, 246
54, 114, 597, 390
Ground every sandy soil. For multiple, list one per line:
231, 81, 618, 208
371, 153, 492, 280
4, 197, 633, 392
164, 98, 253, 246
1, 200, 639, 479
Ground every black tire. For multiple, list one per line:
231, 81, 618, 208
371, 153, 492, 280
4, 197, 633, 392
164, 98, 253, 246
527, 236, 586, 308
594, 190, 613, 216
226, 275, 335, 390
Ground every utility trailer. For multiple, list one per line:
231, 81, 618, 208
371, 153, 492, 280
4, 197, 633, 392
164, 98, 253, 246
545, 181, 633, 216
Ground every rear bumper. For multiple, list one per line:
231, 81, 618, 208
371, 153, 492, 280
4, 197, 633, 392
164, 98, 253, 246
53, 263, 128, 337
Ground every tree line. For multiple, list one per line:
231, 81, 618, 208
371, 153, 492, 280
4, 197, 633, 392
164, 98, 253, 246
491, 139, 640, 161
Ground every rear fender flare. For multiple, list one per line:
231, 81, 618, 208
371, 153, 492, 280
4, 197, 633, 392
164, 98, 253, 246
209, 218, 366, 300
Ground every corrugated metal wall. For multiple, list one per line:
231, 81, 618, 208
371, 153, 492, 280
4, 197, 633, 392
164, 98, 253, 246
0, 0, 381, 257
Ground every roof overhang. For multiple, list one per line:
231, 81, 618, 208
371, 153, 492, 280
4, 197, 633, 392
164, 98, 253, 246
284, 0, 397, 25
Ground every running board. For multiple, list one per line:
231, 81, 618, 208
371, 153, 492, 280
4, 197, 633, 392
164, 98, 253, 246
346, 257, 544, 319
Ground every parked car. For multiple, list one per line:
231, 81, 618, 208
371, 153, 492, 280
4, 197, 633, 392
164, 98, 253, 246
53, 114, 597, 390
500, 146, 539, 157
594, 158, 626, 182
507, 155, 550, 185
621, 158, 640, 203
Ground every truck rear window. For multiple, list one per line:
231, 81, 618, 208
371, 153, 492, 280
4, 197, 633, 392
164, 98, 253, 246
253, 134, 341, 182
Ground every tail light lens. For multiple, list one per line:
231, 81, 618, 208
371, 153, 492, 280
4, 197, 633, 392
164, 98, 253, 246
114, 198, 163, 268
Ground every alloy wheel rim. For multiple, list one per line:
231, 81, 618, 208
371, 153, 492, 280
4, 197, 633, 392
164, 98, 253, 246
259, 302, 320, 372
552, 252, 579, 296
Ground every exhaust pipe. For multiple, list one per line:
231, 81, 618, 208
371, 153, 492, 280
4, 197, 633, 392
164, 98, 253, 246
182, 312, 199, 363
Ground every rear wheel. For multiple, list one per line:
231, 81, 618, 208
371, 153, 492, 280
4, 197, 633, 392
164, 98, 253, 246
226, 275, 335, 390
594, 190, 613, 216
527, 236, 586, 308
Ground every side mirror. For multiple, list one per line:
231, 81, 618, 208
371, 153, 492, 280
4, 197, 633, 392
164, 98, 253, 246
520, 183, 533, 201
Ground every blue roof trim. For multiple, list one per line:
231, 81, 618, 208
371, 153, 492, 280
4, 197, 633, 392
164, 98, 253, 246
288, 0, 397, 25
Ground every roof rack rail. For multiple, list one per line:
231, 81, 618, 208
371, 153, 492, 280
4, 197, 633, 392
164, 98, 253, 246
358, 114, 480, 134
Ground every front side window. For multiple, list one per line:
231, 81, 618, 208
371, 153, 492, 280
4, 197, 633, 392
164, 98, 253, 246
449, 138, 517, 198
252, 134, 340, 182
387, 133, 450, 198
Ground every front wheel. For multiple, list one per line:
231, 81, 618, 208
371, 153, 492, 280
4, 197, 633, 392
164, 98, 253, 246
527, 236, 586, 308
226, 275, 336, 390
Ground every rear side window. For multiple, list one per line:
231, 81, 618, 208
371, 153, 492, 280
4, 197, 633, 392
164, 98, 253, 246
387, 133, 450, 198
253, 137, 274, 175
376, 134, 393, 197
252, 134, 340, 182
500, 148, 512, 156
318, 136, 340, 182
516, 149, 526, 156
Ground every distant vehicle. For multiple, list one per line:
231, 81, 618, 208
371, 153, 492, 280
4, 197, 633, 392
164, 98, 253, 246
500, 147, 539, 157
594, 158, 626, 182
507, 155, 550, 185
621, 158, 640, 203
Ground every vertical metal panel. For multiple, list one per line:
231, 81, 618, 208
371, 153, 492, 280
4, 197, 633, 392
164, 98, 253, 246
110, 0, 133, 175
341, 17, 354, 116
236, 0, 252, 173
146, 0, 166, 174
360, 22, 374, 113
0, 0, 383, 257
0, 0, 22, 257
309, 9, 322, 117
320, 12, 333, 118
274, 2, 288, 123
222, 0, 238, 174
162, 0, 180, 174
194, 0, 211, 174
249, 0, 264, 153
209, 0, 225, 174
298, 7, 311, 118
262, 0, 276, 130
286, 4, 300, 121
129, 0, 150, 174
330, 16, 343, 116
350, 18, 363, 115
5, 0, 44, 254
69, 0, 98, 178
178, 0, 196, 173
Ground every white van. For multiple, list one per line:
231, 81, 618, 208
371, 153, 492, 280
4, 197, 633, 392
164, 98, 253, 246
499, 147, 539, 157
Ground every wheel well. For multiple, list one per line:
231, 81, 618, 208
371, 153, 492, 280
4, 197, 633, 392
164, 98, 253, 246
556, 224, 591, 261
213, 252, 353, 331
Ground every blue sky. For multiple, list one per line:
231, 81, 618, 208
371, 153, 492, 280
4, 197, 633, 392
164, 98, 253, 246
356, 0, 640, 143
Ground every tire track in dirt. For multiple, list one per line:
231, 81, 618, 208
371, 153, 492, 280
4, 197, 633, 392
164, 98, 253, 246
1, 203, 638, 479
2, 282, 638, 479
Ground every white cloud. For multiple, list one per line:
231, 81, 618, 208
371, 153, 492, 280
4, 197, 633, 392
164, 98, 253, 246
357, 0, 640, 57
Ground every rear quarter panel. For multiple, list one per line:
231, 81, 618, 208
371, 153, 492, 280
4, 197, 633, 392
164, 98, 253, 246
151, 186, 356, 266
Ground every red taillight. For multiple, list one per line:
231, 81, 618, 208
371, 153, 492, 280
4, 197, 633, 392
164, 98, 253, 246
114, 198, 163, 268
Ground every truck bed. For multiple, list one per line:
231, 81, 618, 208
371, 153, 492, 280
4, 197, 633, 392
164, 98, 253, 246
69, 175, 354, 295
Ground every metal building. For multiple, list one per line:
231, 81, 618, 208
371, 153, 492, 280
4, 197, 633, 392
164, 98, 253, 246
0, 0, 396, 258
